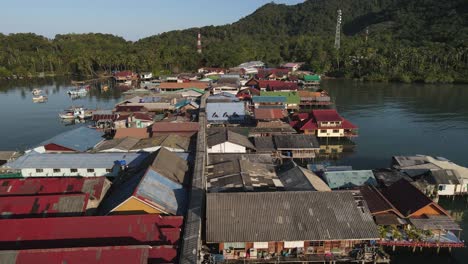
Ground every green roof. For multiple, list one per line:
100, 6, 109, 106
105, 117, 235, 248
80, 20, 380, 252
0, 172, 22, 179
260, 91, 300, 104
304, 74, 321, 82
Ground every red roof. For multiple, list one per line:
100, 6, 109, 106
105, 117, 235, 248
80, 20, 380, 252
6, 245, 178, 264
115, 105, 146, 113
159, 82, 208, 90
257, 80, 298, 91
299, 119, 318, 130
0, 193, 88, 218
152, 122, 199, 134
312, 109, 343, 122
114, 71, 135, 78
341, 119, 358, 129
133, 112, 154, 121
0, 177, 106, 199
254, 108, 285, 120
0, 215, 183, 250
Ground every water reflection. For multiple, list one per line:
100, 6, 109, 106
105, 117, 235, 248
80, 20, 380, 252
0, 77, 123, 151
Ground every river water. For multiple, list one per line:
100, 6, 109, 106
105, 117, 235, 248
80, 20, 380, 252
0, 78, 467, 263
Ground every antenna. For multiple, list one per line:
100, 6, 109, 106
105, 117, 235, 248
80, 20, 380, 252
197, 32, 202, 54
334, 9, 342, 50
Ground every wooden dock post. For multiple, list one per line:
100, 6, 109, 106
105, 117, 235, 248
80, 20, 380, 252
437, 247, 440, 254
449, 247, 452, 253
412, 246, 416, 253
392, 245, 395, 252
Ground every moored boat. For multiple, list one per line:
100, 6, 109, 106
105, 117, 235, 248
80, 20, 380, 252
32, 95, 47, 103
31, 89, 43, 96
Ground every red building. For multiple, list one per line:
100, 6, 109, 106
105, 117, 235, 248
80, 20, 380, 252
0, 245, 178, 264
245, 79, 298, 91
0, 215, 183, 250
290, 109, 358, 138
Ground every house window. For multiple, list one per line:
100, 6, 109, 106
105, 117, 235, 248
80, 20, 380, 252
87, 169, 95, 173
333, 129, 339, 133
320, 130, 327, 133
438, 185, 446, 191
36, 169, 43, 173
71, 169, 78, 173
53, 169, 61, 173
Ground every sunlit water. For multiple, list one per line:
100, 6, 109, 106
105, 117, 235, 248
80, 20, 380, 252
0, 78, 467, 262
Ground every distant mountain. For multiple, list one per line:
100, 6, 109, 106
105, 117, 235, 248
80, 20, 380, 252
0, 0, 467, 83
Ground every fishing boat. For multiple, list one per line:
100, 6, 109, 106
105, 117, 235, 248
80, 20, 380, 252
31, 89, 42, 95
59, 107, 92, 120
67, 85, 90, 96
101, 85, 109, 92
32, 95, 48, 103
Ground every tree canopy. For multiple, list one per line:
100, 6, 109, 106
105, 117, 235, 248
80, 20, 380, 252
0, 0, 467, 83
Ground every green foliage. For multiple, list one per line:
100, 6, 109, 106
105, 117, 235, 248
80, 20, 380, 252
0, 0, 466, 82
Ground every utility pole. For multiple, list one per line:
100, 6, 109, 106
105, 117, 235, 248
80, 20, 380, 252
334, 9, 342, 71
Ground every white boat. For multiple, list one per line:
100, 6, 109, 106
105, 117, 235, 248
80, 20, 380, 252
59, 107, 92, 120
32, 95, 48, 103
68, 85, 90, 96
32, 89, 43, 96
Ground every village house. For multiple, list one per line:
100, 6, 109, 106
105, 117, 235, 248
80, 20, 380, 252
0, 193, 89, 219
95, 135, 191, 153
198, 67, 227, 76
206, 191, 379, 260
302, 74, 321, 86
281, 62, 303, 72
246, 80, 298, 92
158, 81, 208, 92
236, 87, 261, 100
0, 245, 179, 264
252, 96, 286, 109
207, 129, 255, 154
33, 127, 104, 153
3, 152, 149, 178
260, 91, 300, 110
322, 170, 377, 190
211, 84, 240, 95
206, 94, 246, 124
0, 177, 111, 212
276, 160, 331, 191
152, 122, 199, 137
253, 108, 286, 121
250, 121, 297, 137
256, 68, 291, 80
0, 214, 183, 253
0, 151, 18, 166
298, 90, 332, 108
290, 109, 358, 138
139, 72, 153, 80
206, 159, 283, 192
113, 71, 138, 84
100, 148, 188, 216
392, 155, 468, 196
114, 127, 150, 139
377, 179, 464, 249
360, 184, 406, 226
272, 134, 320, 159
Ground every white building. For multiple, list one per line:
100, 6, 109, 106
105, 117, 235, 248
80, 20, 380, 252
4, 152, 149, 178
207, 129, 255, 154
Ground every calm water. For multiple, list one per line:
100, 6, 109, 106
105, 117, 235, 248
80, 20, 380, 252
0, 78, 467, 262
0, 77, 122, 151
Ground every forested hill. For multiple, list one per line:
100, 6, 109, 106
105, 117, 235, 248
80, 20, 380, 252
0, 0, 467, 83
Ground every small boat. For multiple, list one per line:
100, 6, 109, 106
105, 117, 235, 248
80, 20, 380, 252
101, 85, 109, 92
59, 107, 92, 120
32, 89, 42, 96
68, 85, 90, 96
32, 95, 48, 103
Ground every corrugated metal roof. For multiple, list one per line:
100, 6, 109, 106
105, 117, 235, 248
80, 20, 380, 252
0, 177, 106, 199
0, 215, 183, 249
150, 148, 189, 184
207, 129, 255, 150
38, 127, 104, 152
0, 193, 88, 218
0, 245, 178, 264
277, 161, 331, 192
206, 102, 245, 122
6, 152, 149, 170
323, 170, 377, 189
135, 168, 187, 215
273, 134, 320, 149
206, 191, 379, 243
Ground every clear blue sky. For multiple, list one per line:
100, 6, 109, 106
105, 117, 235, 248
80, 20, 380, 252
1, 0, 304, 41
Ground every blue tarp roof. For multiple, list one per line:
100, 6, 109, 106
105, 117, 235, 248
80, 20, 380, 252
323, 170, 377, 189
38, 126, 104, 152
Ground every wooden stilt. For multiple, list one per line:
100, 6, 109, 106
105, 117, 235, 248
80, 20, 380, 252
437, 247, 440, 254
413, 246, 416, 252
